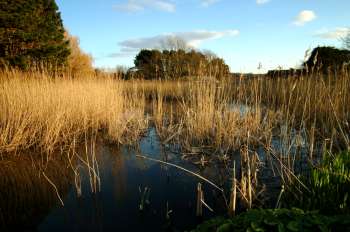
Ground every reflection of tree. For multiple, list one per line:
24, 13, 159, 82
109, 146, 128, 201
0, 155, 73, 231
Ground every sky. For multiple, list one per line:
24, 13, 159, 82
56, 0, 350, 73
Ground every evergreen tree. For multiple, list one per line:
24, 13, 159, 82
0, 0, 70, 70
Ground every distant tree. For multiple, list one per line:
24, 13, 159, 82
304, 46, 350, 72
65, 32, 94, 77
160, 36, 191, 51
342, 31, 350, 50
132, 49, 230, 80
0, 0, 70, 70
208, 57, 230, 77
202, 50, 218, 62
134, 49, 163, 79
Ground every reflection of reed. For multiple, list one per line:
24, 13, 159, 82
0, 155, 72, 231
110, 146, 128, 201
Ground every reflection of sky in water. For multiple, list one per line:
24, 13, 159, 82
2, 109, 314, 231
38, 127, 226, 231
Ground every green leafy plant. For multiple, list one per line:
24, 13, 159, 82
190, 208, 350, 232
285, 151, 350, 215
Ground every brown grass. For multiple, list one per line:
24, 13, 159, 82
145, 70, 349, 205
0, 67, 349, 212
0, 70, 147, 155
235, 71, 350, 150
148, 70, 349, 153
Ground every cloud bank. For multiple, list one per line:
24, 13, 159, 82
114, 0, 176, 13
109, 29, 239, 57
114, 0, 222, 12
293, 10, 316, 26
314, 27, 350, 39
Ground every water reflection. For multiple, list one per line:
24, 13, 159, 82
1, 120, 297, 232
0, 155, 73, 231
34, 128, 224, 231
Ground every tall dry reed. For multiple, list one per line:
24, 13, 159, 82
0, 70, 147, 155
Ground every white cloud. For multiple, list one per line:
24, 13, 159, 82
314, 27, 350, 39
111, 29, 239, 57
256, 0, 271, 5
293, 10, 316, 26
201, 0, 220, 7
114, 0, 176, 13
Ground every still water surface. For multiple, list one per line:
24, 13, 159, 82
1, 127, 228, 231
1, 117, 298, 232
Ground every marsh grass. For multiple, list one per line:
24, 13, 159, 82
0, 70, 147, 156
144, 70, 349, 211
149, 78, 276, 157
236, 71, 350, 151
1, 67, 349, 213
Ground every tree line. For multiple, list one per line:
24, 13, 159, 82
0, 0, 228, 79
304, 46, 350, 72
1, 0, 349, 79
267, 44, 350, 78
125, 49, 230, 80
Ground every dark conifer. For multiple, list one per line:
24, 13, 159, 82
0, 0, 70, 70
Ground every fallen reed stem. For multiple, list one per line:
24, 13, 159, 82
42, 171, 64, 206
136, 154, 228, 207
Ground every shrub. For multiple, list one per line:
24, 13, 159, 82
284, 151, 350, 215
191, 208, 350, 232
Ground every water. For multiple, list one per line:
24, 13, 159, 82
0, 127, 228, 231
0, 101, 311, 231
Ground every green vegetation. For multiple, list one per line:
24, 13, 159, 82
1, 1, 350, 231
192, 151, 350, 231
304, 46, 350, 72
190, 208, 350, 232
0, 0, 69, 70
129, 49, 230, 80
267, 46, 350, 77
284, 151, 350, 215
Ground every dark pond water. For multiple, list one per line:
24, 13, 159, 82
1, 127, 230, 232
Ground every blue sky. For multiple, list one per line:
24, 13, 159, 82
56, 0, 350, 73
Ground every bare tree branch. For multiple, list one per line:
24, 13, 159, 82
342, 31, 350, 50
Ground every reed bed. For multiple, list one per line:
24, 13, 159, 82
0, 70, 147, 156
149, 71, 349, 156
235, 71, 350, 151
180, 80, 276, 151
146, 71, 349, 210
150, 79, 278, 156
1, 68, 349, 212
123, 79, 190, 101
